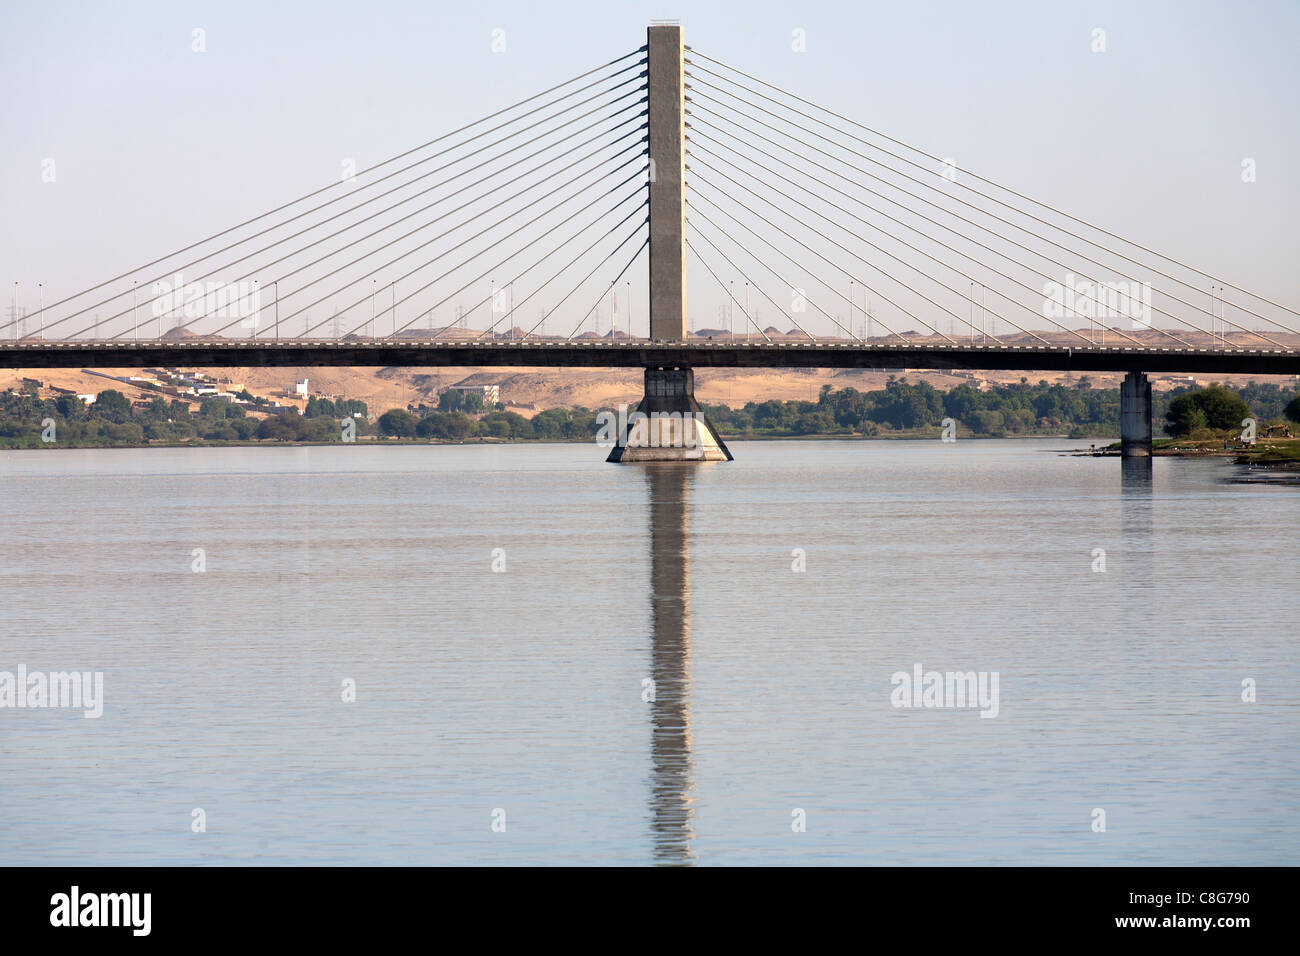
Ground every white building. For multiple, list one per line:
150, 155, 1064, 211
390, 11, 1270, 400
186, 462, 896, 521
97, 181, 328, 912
446, 384, 501, 405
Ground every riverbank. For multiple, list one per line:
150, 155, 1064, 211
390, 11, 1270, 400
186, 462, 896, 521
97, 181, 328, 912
0, 428, 1121, 451
1079, 436, 1300, 468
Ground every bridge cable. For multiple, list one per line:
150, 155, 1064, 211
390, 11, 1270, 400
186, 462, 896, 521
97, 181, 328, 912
688, 120, 1181, 350
347, 177, 649, 340
46, 79, 648, 340
684, 217, 828, 344
690, 130, 1155, 349
68, 124, 644, 342
469, 210, 647, 340
311, 163, 648, 339
228, 114, 646, 341
203, 121, 649, 340
686, 84, 1227, 348
688, 171, 961, 345
690, 151, 1018, 346
378, 193, 647, 342
686, 237, 772, 343
685, 68, 1296, 342
689, 188, 863, 343
507, 222, 646, 339
61, 115, 647, 343
688, 48, 1300, 323
686, 86, 1274, 349
556, 224, 650, 340
16, 49, 647, 334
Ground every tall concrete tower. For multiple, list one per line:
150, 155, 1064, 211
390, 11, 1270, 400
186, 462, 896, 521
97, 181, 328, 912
646, 23, 687, 341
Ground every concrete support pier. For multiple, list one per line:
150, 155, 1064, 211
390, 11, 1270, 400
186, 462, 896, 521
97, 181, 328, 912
607, 367, 732, 462
1120, 370, 1153, 458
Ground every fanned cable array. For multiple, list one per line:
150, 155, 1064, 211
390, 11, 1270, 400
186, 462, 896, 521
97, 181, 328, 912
8, 41, 1296, 353
7, 48, 650, 343
681, 48, 1300, 349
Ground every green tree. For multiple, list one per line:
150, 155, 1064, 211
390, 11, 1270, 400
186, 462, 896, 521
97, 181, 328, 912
55, 394, 86, 421
1286, 394, 1300, 423
378, 408, 417, 437
229, 418, 259, 440
304, 396, 336, 418
94, 389, 132, 423
968, 409, 1004, 434
1196, 385, 1252, 430
256, 413, 299, 441
1165, 386, 1251, 437
142, 396, 170, 421
418, 411, 475, 440
200, 397, 231, 419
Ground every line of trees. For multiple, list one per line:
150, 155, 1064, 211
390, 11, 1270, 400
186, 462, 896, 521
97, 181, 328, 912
0, 386, 371, 447
304, 396, 369, 419
377, 406, 600, 441
3, 378, 1296, 448
704, 377, 1119, 437
701, 377, 1300, 439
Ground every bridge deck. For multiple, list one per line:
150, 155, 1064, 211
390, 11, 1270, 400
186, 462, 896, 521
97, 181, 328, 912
1, 340, 1298, 375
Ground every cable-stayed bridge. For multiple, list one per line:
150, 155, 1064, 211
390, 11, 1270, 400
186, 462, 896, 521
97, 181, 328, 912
5, 25, 1297, 459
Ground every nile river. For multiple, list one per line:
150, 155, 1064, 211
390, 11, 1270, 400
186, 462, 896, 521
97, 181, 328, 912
1, 440, 1296, 865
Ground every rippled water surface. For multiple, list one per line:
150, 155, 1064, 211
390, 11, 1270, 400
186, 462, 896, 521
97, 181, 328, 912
1, 440, 1296, 865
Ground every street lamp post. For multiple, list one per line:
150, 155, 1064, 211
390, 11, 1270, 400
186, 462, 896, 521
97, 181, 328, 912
849, 279, 854, 341
729, 279, 734, 338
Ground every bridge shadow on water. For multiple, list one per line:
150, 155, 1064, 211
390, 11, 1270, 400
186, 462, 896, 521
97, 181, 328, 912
644, 464, 698, 865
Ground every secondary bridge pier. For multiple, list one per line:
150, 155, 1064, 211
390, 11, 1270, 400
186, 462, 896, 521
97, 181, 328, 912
1120, 370, 1153, 458
609, 23, 729, 463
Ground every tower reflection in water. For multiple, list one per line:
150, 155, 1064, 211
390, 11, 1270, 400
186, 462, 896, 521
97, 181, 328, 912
644, 464, 697, 865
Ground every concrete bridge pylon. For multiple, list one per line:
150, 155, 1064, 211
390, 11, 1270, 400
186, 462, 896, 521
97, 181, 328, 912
609, 23, 731, 463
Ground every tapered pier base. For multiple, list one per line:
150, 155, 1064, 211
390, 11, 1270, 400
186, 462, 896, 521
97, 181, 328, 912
607, 368, 733, 462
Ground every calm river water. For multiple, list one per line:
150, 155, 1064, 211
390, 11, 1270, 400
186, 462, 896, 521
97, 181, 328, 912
1, 440, 1296, 865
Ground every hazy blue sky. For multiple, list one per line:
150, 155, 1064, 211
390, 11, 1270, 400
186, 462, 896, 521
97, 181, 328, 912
3, 0, 1297, 338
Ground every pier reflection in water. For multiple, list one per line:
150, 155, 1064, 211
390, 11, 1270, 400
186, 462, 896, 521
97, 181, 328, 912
1120, 457, 1154, 594
644, 464, 697, 865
